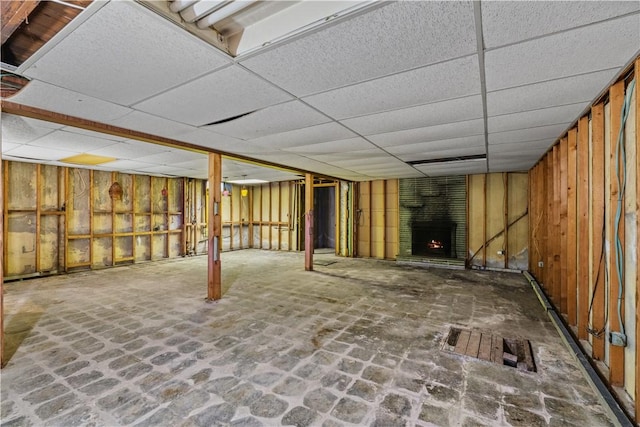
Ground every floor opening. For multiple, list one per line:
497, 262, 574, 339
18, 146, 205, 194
442, 327, 536, 372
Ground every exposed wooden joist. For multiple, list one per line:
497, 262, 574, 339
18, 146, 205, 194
591, 102, 606, 360
577, 116, 590, 340
0, 157, 4, 366
567, 128, 578, 326
304, 173, 314, 271
635, 57, 640, 425
1, 0, 41, 44
608, 79, 625, 386
559, 137, 568, 314
207, 153, 222, 301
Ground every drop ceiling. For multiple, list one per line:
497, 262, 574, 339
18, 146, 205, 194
1, 0, 639, 181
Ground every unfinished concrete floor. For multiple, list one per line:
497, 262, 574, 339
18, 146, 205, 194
1, 250, 613, 426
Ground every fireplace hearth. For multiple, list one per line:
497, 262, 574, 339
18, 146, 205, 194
412, 221, 457, 258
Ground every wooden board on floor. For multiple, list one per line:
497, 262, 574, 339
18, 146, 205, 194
465, 330, 482, 358
454, 329, 471, 354
478, 333, 492, 361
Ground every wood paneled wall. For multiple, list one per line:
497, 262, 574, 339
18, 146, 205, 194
355, 180, 399, 259
468, 173, 529, 270
529, 60, 638, 421
3, 161, 189, 278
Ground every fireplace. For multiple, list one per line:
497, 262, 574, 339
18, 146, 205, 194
412, 221, 457, 258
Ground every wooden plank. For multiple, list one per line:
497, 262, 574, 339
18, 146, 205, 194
591, 102, 606, 360
635, 56, 640, 425
207, 153, 222, 301
477, 333, 492, 361
503, 173, 509, 269
305, 173, 314, 271
545, 155, 554, 295
1, 1, 41, 44
519, 339, 536, 372
465, 330, 482, 358
608, 79, 625, 386
552, 145, 562, 304
454, 330, 471, 354
577, 116, 590, 340
278, 182, 282, 251
268, 183, 272, 250
490, 334, 503, 364
0, 159, 3, 366
566, 128, 578, 326
559, 137, 568, 314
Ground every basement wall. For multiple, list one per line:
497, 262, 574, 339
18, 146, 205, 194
3, 161, 192, 279
468, 173, 529, 270
249, 181, 300, 252
529, 59, 639, 421
355, 180, 399, 259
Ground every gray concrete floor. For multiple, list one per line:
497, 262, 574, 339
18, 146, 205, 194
1, 250, 613, 426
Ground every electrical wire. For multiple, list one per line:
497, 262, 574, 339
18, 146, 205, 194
611, 78, 635, 339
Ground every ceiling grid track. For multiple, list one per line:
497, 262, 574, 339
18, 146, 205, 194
473, 0, 490, 174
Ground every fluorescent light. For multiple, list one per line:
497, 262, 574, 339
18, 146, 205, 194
60, 153, 117, 165
196, 0, 257, 29
180, 0, 227, 23
227, 178, 267, 185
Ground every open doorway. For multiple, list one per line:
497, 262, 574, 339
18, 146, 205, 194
314, 186, 336, 250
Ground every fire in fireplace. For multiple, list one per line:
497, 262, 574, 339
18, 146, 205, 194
412, 221, 457, 258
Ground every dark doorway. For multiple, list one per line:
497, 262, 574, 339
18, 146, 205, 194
314, 186, 335, 249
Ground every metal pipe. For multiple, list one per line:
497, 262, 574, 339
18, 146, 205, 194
522, 271, 633, 427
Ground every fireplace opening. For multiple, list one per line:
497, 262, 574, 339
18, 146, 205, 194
412, 221, 457, 258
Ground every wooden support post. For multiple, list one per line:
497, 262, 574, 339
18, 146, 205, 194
559, 137, 568, 314
591, 102, 606, 360
0, 157, 4, 366
552, 145, 562, 304
207, 153, 222, 301
268, 183, 272, 250
229, 189, 234, 251
567, 128, 578, 326
608, 79, 625, 386
259, 186, 263, 249
545, 155, 554, 293
249, 184, 254, 249
577, 116, 590, 340
482, 174, 487, 268
368, 181, 372, 258
305, 173, 314, 271
503, 173, 508, 270
635, 57, 640, 424
278, 182, 282, 251
288, 182, 293, 251
382, 180, 387, 259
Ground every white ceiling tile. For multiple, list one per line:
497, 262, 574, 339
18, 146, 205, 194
203, 101, 329, 140
488, 123, 569, 145
368, 119, 485, 148
488, 103, 587, 133
488, 140, 553, 153
303, 55, 480, 120
172, 158, 209, 170
308, 148, 389, 163
247, 122, 357, 149
131, 165, 191, 176
89, 141, 170, 159
2, 155, 51, 165
416, 160, 487, 176
5, 144, 77, 161
398, 147, 486, 163
108, 111, 197, 140
61, 127, 126, 142
341, 95, 483, 135
1, 114, 60, 144
240, 1, 476, 96
26, 130, 118, 153
385, 135, 485, 156
487, 69, 618, 116
8, 80, 133, 122
485, 14, 640, 91
1, 142, 22, 153
133, 65, 292, 127
284, 137, 375, 155
482, 1, 640, 49
23, 1, 231, 105
136, 149, 205, 165
332, 156, 405, 168
95, 159, 154, 171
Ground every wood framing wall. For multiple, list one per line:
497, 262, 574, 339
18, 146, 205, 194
355, 179, 399, 259
468, 173, 529, 270
248, 181, 300, 252
529, 60, 638, 421
3, 161, 191, 279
